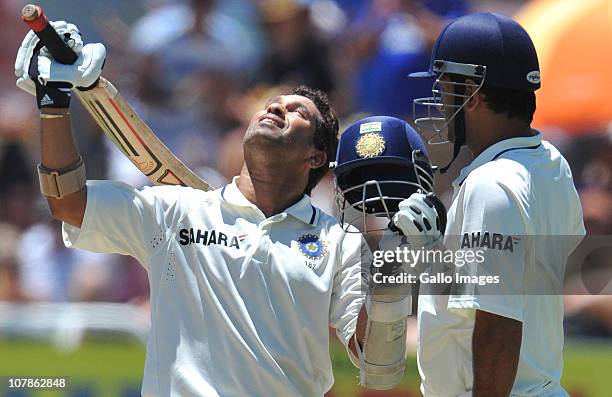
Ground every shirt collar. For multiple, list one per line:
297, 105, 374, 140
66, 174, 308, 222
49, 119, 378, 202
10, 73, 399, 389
453, 131, 543, 188
220, 177, 318, 226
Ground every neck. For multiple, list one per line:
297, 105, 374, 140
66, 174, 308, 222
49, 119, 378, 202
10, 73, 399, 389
236, 159, 309, 218
467, 117, 534, 157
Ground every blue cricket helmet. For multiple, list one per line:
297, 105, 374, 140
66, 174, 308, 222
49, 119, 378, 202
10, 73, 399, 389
409, 13, 541, 172
410, 12, 540, 92
332, 116, 434, 219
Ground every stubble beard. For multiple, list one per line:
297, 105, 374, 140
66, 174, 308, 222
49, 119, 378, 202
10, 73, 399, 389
243, 123, 296, 149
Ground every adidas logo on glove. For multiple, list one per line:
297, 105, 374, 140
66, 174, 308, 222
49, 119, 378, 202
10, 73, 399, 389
40, 94, 54, 106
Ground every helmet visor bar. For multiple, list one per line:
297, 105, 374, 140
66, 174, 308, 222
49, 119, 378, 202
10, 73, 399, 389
432, 59, 486, 78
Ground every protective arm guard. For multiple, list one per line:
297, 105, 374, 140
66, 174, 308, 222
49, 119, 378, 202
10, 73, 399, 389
361, 295, 411, 389
349, 231, 413, 390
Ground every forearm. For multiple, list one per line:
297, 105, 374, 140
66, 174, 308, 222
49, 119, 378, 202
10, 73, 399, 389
40, 108, 80, 167
40, 107, 87, 227
472, 310, 522, 397
348, 305, 368, 357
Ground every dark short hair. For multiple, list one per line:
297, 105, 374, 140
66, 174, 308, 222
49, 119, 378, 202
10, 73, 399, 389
479, 84, 536, 124
292, 85, 339, 195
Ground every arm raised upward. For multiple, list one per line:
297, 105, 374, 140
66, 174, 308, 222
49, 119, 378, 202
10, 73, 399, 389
16, 14, 106, 226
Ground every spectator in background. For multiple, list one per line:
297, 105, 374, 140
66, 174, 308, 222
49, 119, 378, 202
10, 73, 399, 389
257, 0, 337, 94
0, 222, 26, 301
0, 94, 38, 231
342, 0, 467, 118
580, 188, 612, 235
0, 142, 35, 230
111, 0, 263, 186
580, 132, 612, 190
129, 0, 261, 67
563, 132, 612, 338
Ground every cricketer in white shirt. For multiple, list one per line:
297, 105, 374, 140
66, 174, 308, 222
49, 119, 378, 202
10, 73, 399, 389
63, 177, 365, 396
417, 132, 585, 397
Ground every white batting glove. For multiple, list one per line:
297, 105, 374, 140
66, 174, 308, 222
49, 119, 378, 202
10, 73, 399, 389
15, 21, 106, 96
391, 192, 443, 249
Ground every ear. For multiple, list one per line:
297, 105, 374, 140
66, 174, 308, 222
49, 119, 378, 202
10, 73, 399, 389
308, 150, 327, 169
463, 79, 481, 112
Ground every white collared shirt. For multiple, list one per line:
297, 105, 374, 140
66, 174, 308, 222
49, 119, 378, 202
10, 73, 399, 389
417, 132, 585, 397
63, 177, 365, 397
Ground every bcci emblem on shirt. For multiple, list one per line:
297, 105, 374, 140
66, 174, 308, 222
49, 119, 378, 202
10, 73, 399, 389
296, 234, 328, 269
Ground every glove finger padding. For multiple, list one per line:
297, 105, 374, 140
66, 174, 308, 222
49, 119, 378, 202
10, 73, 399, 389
395, 197, 435, 233
425, 192, 447, 234
16, 76, 36, 96
15, 29, 40, 96
76, 43, 105, 89
37, 43, 106, 88
15, 29, 38, 79
392, 192, 443, 248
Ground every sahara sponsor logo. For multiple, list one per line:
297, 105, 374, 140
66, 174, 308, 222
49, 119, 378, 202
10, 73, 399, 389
178, 228, 246, 249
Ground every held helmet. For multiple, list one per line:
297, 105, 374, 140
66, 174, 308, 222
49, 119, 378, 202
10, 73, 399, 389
331, 116, 434, 232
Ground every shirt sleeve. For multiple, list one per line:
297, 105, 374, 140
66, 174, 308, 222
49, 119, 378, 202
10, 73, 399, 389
447, 175, 528, 322
62, 180, 191, 269
329, 228, 367, 348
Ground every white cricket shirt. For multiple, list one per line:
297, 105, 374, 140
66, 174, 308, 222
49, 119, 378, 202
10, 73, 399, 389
63, 177, 365, 397
417, 132, 585, 397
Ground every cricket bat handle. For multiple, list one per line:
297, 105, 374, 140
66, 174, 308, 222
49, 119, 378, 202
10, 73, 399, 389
21, 4, 78, 65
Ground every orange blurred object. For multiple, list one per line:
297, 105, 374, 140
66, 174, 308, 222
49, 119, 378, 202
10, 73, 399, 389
516, 0, 612, 134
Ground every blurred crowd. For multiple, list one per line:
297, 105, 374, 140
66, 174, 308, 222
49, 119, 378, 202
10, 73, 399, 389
0, 0, 611, 338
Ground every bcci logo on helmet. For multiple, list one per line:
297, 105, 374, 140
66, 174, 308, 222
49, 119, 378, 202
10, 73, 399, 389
356, 133, 386, 158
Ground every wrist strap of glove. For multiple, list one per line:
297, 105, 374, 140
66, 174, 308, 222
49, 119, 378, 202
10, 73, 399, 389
38, 156, 86, 199
35, 82, 72, 109
40, 109, 70, 119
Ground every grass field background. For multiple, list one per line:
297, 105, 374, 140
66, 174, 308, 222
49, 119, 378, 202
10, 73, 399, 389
0, 337, 610, 396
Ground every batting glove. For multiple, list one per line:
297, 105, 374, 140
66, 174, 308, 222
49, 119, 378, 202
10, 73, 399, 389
390, 192, 444, 249
15, 21, 106, 108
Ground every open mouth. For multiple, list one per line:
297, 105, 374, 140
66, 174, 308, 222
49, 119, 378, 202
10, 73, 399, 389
259, 113, 285, 129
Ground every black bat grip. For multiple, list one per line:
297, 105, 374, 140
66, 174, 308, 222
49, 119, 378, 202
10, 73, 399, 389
37, 24, 78, 64
22, 4, 78, 65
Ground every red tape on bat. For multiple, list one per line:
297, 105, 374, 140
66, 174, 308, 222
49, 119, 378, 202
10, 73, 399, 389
22, 5, 48, 32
